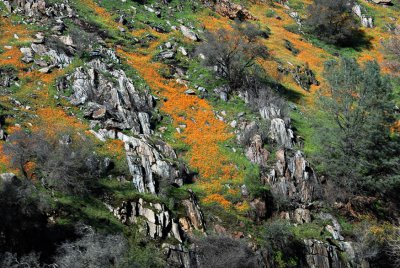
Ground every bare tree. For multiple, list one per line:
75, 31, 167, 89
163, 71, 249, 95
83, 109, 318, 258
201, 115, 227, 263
194, 235, 262, 268
197, 22, 268, 91
55, 225, 128, 268
3, 130, 103, 195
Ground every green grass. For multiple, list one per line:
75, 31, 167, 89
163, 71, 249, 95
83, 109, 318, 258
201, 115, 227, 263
54, 193, 125, 233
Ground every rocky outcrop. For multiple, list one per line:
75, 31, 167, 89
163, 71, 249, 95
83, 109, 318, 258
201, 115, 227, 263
106, 198, 183, 242
202, 0, 257, 20
3, 0, 75, 18
107, 192, 204, 268
260, 105, 295, 149
180, 25, 199, 41
163, 243, 192, 268
117, 132, 186, 194
0, 173, 17, 183
269, 118, 295, 149
264, 149, 321, 205
59, 57, 154, 135
179, 189, 205, 235
0, 116, 5, 141
304, 239, 345, 268
245, 134, 270, 167
353, 4, 374, 28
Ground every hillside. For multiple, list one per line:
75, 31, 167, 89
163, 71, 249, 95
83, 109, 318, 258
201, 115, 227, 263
0, 0, 399, 267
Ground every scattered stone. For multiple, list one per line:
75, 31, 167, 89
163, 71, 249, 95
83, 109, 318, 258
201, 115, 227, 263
180, 25, 199, 41
184, 89, 196, 95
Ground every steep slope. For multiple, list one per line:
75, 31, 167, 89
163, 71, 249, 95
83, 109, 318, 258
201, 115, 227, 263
0, 0, 399, 267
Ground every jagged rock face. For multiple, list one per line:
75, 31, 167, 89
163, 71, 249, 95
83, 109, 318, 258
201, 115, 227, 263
106, 198, 183, 242
304, 239, 345, 268
0, 116, 5, 140
117, 132, 184, 194
264, 149, 321, 205
62, 58, 154, 135
179, 190, 205, 235
269, 118, 295, 149
245, 134, 269, 167
163, 244, 192, 268
353, 4, 374, 28
259, 105, 295, 149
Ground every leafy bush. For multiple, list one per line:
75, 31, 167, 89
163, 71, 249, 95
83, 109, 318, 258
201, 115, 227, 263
312, 58, 400, 199
264, 219, 303, 267
196, 21, 268, 91
194, 235, 262, 268
305, 0, 362, 46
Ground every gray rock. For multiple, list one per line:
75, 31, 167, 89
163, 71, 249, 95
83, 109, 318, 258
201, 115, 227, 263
293, 208, 311, 224
304, 239, 343, 268
65, 58, 153, 134
180, 25, 199, 41
269, 118, 294, 148
117, 132, 182, 194
20, 47, 34, 63
180, 190, 205, 234
178, 46, 188, 56
264, 149, 321, 205
184, 89, 196, 95
0, 173, 17, 183
107, 198, 183, 242
245, 134, 269, 167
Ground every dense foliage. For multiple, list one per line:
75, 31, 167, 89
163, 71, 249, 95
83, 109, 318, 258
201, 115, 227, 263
313, 58, 400, 199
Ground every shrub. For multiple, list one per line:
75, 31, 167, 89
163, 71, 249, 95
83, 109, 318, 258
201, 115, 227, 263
312, 58, 400, 199
305, 0, 361, 46
55, 225, 128, 268
0, 178, 49, 255
194, 235, 262, 268
196, 21, 268, 91
264, 219, 303, 267
4, 130, 104, 195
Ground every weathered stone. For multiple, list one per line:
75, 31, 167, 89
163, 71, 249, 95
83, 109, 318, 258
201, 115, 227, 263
250, 198, 267, 221
265, 150, 321, 205
20, 47, 34, 63
304, 239, 345, 268
64, 58, 153, 134
269, 118, 295, 148
180, 190, 205, 234
0, 173, 17, 183
159, 50, 175, 59
293, 208, 311, 224
107, 198, 184, 243
372, 0, 392, 4
180, 25, 199, 41
245, 134, 269, 167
